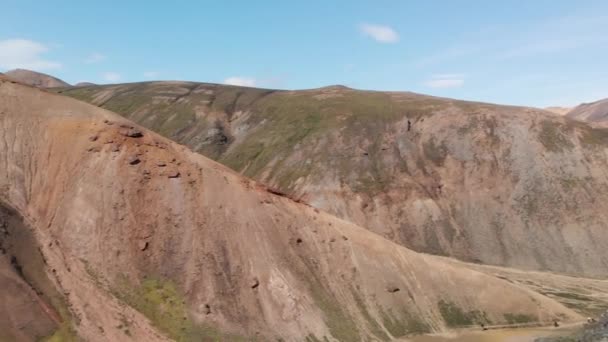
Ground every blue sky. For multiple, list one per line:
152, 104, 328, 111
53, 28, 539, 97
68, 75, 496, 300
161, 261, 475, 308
1, 0, 607, 107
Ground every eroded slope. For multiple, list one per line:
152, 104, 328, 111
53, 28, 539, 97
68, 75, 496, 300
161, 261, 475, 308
567, 98, 608, 127
0, 78, 583, 341
61, 82, 608, 277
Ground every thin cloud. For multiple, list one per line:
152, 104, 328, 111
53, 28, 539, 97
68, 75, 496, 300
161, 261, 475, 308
0, 38, 61, 70
224, 77, 256, 87
359, 23, 399, 43
102, 72, 122, 82
143, 71, 160, 79
424, 74, 465, 89
85, 52, 106, 64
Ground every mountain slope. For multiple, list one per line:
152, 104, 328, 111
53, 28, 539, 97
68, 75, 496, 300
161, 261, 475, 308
4, 68, 70, 88
60, 81, 608, 277
567, 98, 608, 127
0, 77, 583, 341
544, 106, 571, 115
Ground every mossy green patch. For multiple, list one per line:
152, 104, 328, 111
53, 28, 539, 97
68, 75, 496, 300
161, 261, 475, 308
380, 308, 431, 337
114, 277, 247, 341
43, 323, 77, 342
437, 300, 491, 327
503, 313, 536, 324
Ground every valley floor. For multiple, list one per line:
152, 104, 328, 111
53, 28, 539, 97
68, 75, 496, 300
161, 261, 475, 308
403, 324, 580, 342
441, 257, 608, 317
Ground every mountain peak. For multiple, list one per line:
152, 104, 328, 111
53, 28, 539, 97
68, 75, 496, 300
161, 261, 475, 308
4, 68, 70, 88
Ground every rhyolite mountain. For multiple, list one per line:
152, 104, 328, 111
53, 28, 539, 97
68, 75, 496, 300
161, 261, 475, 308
567, 97, 608, 127
0, 75, 584, 341
4, 68, 70, 88
59, 81, 608, 278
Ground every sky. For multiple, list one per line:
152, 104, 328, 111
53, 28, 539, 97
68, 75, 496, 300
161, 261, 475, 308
1, 0, 607, 107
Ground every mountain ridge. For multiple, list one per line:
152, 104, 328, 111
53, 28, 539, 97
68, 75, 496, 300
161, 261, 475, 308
58, 80, 608, 278
4, 68, 70, 88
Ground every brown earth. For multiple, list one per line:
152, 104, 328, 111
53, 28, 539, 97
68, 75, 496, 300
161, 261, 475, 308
59, 81, 608, 278
0, 76, 591, 341
567, 98, 608, 127
4, 69, 70, 88
544, 107, 571, 116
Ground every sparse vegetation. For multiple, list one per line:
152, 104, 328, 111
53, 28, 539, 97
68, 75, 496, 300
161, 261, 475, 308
380, 308, 431, 337
308, 280, 360, 341
579, 126, 608, 146
114, 277, 247, 341
438, 300, 491, 327
503, 313, 536, 324
538, 120, 574, 152
351, 290, 390, 341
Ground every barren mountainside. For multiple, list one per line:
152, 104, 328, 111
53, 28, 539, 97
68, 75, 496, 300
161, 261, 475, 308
567, 98, 608, 127
60, 81, 608, 277
1, 77, 589, 341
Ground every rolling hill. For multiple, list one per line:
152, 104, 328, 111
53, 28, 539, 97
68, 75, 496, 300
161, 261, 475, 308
59, 81, 608, 278
567, 98, 608, 127
4, 68, 70, 88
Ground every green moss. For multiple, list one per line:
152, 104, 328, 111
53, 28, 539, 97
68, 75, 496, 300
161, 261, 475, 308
538, 120, 574, 152
503, 313, 536, 324
437, 300, 491, 327
114, 277, 247, 341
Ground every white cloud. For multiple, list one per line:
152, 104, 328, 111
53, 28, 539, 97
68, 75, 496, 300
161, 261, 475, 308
359, 23, 399, 43
85, 52, 106, 64
102, 72, 122, 82
223, 77, 256, 87
0, 39, 61, 70
424, 74, 465, 89
143, 71, 160, 79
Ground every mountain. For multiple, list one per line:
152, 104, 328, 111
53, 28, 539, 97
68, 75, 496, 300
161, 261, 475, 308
59, 81, 608, 278
567, 98, 608, 127
75, 81, 97, 87
544, 106, 571, 115
4, 68, 70, 88
2, 76, 587, 341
